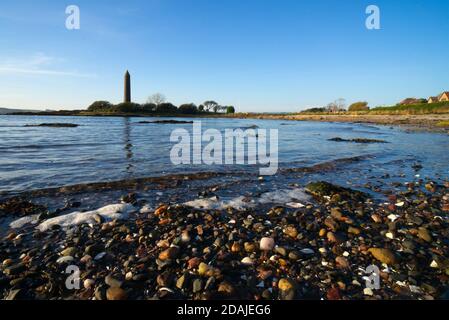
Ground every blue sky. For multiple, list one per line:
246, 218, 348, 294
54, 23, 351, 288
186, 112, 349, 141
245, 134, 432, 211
0, 0, 448, 112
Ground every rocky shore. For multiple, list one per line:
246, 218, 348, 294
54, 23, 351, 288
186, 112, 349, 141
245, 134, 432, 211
1, 177, 448, 300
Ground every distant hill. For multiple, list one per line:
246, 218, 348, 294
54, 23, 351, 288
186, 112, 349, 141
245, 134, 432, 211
0, 107, 41, 114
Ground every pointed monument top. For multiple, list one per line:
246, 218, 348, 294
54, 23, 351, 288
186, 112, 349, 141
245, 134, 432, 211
125, 70, 130, 76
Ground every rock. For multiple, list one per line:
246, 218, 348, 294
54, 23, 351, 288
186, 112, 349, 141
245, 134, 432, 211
328, 137, 387, 144
348, 227, 361, 235
198, 262, 219, 277
326, 287, 341, 300
371, 214, 382, 223
288, 251, 300, 261
84, 279, 95, 289
176, 274, 188, 290
275, 247, 287, 257
244, 242, 257, 253
80, 255, 92, 264
335, 256, 350, 269
2, 259, 13, 267
231, 242, 241, 253
417, 227, 432, 242
327, 232, 344, 244
60, 247, 76, 257
306, 181, 368, 201
188, 257, 201, 269
181, 231, 191, 243
5, 289, 22, 300
105, 274, 123, 288
193, 279, 203, 293
324, 217, 339, 232
158, 247, 179, 261
154, 205, 168, 216
241, 257, 254, 266
278, 278, 296, 300
330, 208, 343, 220
106, 287, 127, 300
25, 123, 79, 128
368, 248, 399, 265
218, 281, 235, 295
94, 285, 107, 300
157, 271, 175, 287
319, 228, 327, 237
363, 288, 374, 296
4, 263, 25, 276
260, 237, 275, 251
284, 226, 298, 239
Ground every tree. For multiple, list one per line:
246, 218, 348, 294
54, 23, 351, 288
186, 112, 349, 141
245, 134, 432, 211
203, 100, 219, 112
348, 101, 370, 111
147, 93, 166, 106
115, 102, 141, 113
179, 103, 198, 114
141, 103, 157, 112
327, 99, 346, 113
301, 107, 327, 113
155, 102, 178, 113
88, 101, 113, 112
198, 105, 205, 112
226, 106, 236, 114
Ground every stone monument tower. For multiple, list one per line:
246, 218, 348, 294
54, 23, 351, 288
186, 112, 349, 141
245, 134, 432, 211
124, 70, 131, 103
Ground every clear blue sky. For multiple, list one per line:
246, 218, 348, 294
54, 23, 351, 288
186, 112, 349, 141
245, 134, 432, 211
0, 0, 448, 112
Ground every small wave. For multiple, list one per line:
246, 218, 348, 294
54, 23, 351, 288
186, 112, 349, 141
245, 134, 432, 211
0, 142, 115, 150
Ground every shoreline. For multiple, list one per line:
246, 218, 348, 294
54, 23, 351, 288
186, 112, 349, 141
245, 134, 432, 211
3, 112, 449, 133
1, 176, 448, 300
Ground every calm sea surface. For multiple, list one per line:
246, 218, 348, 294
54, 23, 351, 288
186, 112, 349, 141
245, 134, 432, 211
1, 115, 448, 196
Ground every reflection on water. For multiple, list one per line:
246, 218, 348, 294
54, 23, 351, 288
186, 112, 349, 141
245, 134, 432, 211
123, 117, 134, 175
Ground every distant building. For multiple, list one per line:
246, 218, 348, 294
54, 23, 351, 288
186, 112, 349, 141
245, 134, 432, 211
428, 91, 449, 104
439, 92, 449, 102
124, 70, 131, 103
398, 98, 426, 105
428, 96, 439, 104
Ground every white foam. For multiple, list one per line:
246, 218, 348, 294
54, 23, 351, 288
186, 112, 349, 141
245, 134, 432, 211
9, 214, 39, 229
184, 188, 310, 210
184, 196, 252, 211
36, 203, 135, 232
258, 188, 309, 204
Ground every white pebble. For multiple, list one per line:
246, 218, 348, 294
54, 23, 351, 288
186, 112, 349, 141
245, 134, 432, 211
260, 237, 275, 251
84, 279, 95, 289
241, 257, 254, 266
364, 288, 374, 296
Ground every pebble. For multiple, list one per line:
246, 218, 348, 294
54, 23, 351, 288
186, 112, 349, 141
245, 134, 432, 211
284, 226, 298, 239
368, 248, 399, 265
159, 247, 180, 261
278, 278, 296, 300
56, 256, 74, 264
106, 287, 127, 300
60, 247, 76, 257
417, 227, 432, 242
241, 257, 254, 266
260, 237, 275, 251
364, 288, 374, 296
84, 279, 95, 289
193, 279, 203, 293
